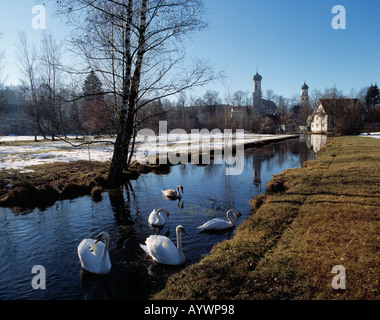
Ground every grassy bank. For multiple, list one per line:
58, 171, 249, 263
154, 136, 380, 300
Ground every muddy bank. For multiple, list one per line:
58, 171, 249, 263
0, 161, 171, 210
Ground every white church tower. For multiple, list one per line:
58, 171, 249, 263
300, 82, 309, 107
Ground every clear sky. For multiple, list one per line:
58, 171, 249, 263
1, 0, 379, 100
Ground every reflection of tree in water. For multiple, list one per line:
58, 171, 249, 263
106, 183, 176, 299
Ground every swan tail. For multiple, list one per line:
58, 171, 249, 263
140, 244, 149, 255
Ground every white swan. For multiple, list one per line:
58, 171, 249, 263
77, 231, 111, 275
148, 208, 170, 227
161, 185, 183, 199
140, 225, 187, 265
197, 209, 239, 231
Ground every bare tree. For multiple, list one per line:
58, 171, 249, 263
275, 95, 287, 116
56, 0, 217, 185
323, 85, 345, 99
232, 90, 247, 107
310, 89, 323, 109
0, 32, 6, 121
16, 31, 47, 140
0, 32, 5, 84
265, 89, 276, 102
39, 33, 65, 139
203, 90, 221, 106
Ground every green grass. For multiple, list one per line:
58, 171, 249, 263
154, 136, 380, 300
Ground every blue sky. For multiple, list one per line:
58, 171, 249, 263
1, 0, 379, 100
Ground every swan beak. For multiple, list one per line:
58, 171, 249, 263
95, 235, 102, 244
182, 229, 187, 235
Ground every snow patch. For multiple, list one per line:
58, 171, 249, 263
0, 133, 291, 171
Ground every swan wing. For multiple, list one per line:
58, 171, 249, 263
161, 189, 175, 197
143, 235, 180, 265
197, 218, 233, 231
148, 209, 166, 226
148, 209, 159, 225
78, 239, 102, 272
102, 253, 112, 275
78, 239, 110, 274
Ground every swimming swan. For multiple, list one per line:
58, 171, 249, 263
197, 209, 239, 231
161, 185, 183, 199
140, 225, 187, 265
78, 231, 111, 275
148, 208, 170, 227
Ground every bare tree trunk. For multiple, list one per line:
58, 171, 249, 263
108, 0, 148, 185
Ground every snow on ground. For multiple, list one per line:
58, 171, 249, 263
0, 133, 291, 171
359, 132, 380, 139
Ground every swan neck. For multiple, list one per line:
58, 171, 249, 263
227, 211, 236, 226
176, 228, 183, 252
102, 238, 109, 260
176, 186, 180, 196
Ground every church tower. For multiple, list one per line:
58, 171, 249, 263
253, 71, 263, 113
300, 82, 309, 107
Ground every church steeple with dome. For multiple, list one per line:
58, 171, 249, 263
253, 70, 262, 102
252, 69, 277, 116
300, 82, 309, 107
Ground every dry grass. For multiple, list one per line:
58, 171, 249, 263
0, 158, 174, 210
0, 161, 110, 209
154, 136, 380, 300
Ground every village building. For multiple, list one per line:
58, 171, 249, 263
310, 98, 364, 133
281, 115, 299, 133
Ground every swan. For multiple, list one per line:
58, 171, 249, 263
140, 225, 187, 265
161, 185, 183, 199
197, 209, 239, 231
77, 231, 111, 275
148, 208, 170, 227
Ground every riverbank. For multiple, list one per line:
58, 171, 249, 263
154, 136, 380, 300
0, 134, 297, 210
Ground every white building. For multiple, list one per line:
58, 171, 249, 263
310, 99, 364, 133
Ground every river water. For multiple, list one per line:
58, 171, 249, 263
0, 135, 326, 300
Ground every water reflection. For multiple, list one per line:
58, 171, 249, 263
0, 135, 324, 300
306, 134, 328, 153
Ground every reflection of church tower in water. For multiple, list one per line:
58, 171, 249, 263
252, 154, 262, 186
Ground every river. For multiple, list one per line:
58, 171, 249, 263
0, 134, 326, 300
